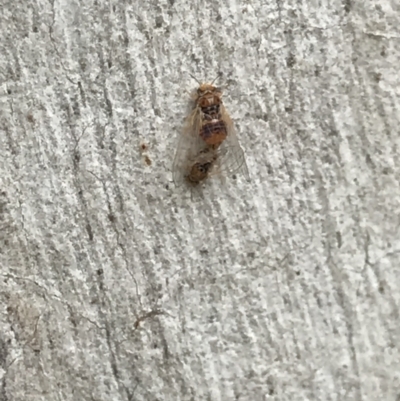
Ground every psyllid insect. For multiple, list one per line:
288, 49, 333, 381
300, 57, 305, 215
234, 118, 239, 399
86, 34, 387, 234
172, 76, 249, 187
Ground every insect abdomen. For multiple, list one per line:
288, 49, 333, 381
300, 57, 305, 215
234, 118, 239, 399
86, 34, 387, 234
199, 120, 227, 147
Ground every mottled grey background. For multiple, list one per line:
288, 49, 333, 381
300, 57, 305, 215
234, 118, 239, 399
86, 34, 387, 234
1, 0, 400, 400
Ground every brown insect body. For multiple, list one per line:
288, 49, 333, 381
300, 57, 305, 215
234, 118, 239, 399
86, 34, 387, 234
196, 84, 227, 148
172, 81, 249, 187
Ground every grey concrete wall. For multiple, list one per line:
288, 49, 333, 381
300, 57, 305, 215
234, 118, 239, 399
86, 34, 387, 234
1, 0, 399, 400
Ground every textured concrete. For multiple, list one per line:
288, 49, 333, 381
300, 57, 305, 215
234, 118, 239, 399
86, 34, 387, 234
1, 0, 400, 400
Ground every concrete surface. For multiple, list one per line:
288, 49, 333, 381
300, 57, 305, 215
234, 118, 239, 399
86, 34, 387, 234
1, 0, 400, 400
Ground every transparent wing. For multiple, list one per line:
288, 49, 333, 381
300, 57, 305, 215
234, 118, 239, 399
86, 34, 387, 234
172, 107, 206, 186
216, 105, 250, 180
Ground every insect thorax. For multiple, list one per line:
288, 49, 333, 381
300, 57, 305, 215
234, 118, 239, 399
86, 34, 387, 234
198, 93, 221, 109
201, 104, 221, 119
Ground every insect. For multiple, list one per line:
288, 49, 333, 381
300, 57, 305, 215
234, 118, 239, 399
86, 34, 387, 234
172, 76, 249, 187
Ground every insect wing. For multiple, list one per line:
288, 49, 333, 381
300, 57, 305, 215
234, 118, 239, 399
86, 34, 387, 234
172, 108, 205, 186
216, 106, 250, 180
